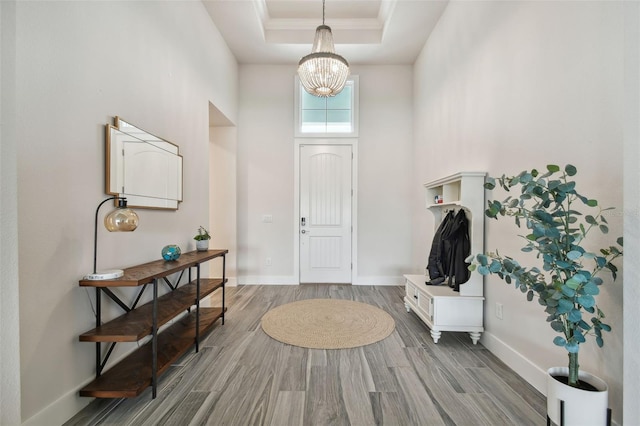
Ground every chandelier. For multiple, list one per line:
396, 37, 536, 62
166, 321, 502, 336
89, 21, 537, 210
297, 0, 350, 97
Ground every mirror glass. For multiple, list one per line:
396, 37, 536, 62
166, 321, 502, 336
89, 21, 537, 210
106, 118, 183, 209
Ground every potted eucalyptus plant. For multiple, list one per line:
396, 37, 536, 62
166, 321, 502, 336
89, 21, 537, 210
194, 226, 211, 251
469, 164, 622, 425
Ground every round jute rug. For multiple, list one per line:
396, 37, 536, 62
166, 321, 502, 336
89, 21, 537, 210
260, 298, 395, 349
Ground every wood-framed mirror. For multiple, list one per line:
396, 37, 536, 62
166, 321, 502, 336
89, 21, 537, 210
106, 117, 183, 209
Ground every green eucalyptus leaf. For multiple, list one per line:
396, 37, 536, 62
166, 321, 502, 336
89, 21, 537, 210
565, 164, 577, 176
565, 277, 581, 290
596, 336, 604, 347
547, 165, 560, 173
566, 250, 582, 260
557, 298, 573, 314
583, 281, 600, 295
553, 336, 566, 346
550, 321, 564, 332
599, 224, 609, 234
586, 215, 597, 225
566, 342, 579, 353
568, 309, 582, 323
558, 182, 576, 193
477, 265, 490, 275
489, 260, 502, 273
577, 295, 595, 308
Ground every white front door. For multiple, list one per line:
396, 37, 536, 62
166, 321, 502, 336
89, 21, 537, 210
299, 145, 352, 283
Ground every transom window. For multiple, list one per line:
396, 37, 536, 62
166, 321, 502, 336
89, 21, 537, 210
295, 77, 358, 137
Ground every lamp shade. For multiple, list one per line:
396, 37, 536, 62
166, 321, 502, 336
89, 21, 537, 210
104, 199, 139, 232
298, 25, 350, 97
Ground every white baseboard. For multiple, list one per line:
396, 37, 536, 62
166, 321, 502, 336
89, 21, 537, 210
353, 276, 404, 286
237, 276, 299, 285
237, 276, 404, 286
225, 277, 238, 287
480, 331, 547, 395
22, 382, 92, 426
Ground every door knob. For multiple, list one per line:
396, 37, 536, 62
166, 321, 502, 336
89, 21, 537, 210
301, 230, 307, 234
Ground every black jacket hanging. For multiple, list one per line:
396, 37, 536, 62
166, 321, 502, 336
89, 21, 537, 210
426, 210, 454, 285
441, 209, 471, 291
426, 209, 471, 290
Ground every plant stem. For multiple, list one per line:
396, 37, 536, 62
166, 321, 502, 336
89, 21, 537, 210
568, 352, 579, 387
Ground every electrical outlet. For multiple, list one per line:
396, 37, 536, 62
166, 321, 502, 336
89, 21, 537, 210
495, 302, 503, 320
262, 214, 273, 223
265, 257, 272, 266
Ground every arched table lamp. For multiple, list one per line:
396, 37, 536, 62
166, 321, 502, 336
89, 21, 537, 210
84, 196, 139, 280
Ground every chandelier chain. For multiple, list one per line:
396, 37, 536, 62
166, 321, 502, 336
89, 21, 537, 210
322, 0, 325, 25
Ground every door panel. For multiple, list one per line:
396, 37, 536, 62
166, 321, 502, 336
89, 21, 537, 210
300, 145, 352, 283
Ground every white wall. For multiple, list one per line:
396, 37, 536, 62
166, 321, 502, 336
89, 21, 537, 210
12, 1, 237, 424
1, 1, 22, 425
237, 64, 413, 285
413, 1, 627, 422
623, 2, 640, 423
210, 124, 238, 285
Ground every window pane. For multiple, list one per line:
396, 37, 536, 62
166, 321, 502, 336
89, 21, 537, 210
301, 110, 327, 133
327, 110, 352, 133
327, 85, 352, 110
301, 90, 326, 109
302, 109, 326, 123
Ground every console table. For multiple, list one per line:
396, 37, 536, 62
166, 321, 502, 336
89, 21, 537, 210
78, 249, 227, 398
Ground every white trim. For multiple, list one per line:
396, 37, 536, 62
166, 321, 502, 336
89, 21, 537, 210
294, 139, 358, 285
353, 276, 404, 286
22, 387, 92, 426
480, 331, 548, 395
294, 76, 359, 138
237, 276, 299, 285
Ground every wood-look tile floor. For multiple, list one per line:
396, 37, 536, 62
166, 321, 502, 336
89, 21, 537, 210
65, 285, 546, 426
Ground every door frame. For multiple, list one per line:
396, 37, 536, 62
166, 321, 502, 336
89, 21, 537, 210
294, 138, 358, 284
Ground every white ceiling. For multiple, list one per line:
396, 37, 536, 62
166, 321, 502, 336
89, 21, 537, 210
202, 0, 449, 65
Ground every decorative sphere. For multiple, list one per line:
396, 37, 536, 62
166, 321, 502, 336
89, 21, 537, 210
161, 245, 181, 261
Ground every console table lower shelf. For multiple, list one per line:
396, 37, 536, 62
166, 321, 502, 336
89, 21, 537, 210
80, 307, 224, 398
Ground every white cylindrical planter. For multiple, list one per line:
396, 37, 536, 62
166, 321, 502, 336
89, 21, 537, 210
547, 367, 609, 426
196, 240, 209, 251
